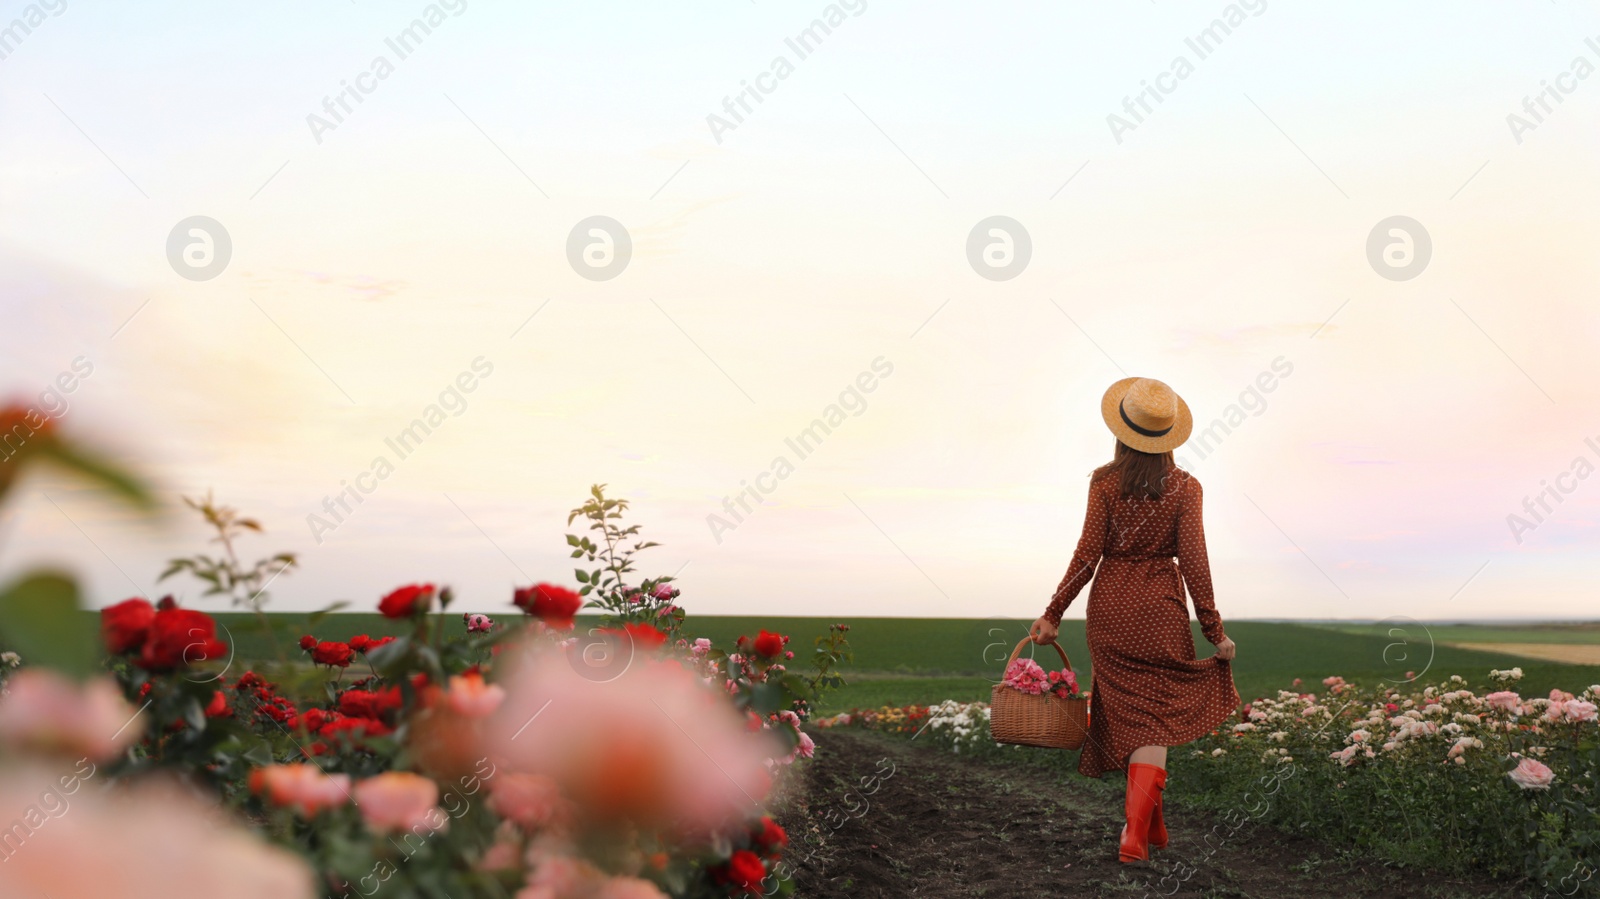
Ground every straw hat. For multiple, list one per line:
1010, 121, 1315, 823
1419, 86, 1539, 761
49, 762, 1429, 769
1100, 377, 1192, 453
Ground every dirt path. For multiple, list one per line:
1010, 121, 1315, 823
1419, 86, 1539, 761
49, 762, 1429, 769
776, 729, 1525, 899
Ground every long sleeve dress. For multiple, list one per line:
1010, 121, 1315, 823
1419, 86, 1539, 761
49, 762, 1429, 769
1043, 467, 1240, 777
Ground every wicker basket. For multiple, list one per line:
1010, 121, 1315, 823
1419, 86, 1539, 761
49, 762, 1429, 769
990, 638, 1090, 750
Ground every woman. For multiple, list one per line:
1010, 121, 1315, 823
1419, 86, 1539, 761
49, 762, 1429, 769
1029, 376, 1240, 864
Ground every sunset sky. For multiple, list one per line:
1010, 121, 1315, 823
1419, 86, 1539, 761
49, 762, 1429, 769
3, 1, 1599, 624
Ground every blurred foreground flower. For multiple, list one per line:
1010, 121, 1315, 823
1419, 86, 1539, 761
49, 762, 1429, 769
249, 764, 351, 818
0, 771, 314, 898
353, 771, 446, 833
517, 843, 668, 899
488, 642, 780, 835
0, 669, 141, 761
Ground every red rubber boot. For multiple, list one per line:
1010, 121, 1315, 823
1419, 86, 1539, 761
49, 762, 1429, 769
1118, 763, 1166, 862
1148, 768, 1169, 849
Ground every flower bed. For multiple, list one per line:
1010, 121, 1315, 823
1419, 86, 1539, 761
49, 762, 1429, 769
0, 453, 853, 899
816, 670, 1600, 895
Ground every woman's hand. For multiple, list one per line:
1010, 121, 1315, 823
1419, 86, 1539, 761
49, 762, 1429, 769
1029, 617, 1059, 645
1213, 636, 1236, 661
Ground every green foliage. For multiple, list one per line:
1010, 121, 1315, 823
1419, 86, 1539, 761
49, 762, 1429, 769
0, 418, 150, 681
1175, 680, 1599, 896
565, 483, 684, 635
159, 491, 298, 610
0, 570, 98, 679
807, 623, 853, 698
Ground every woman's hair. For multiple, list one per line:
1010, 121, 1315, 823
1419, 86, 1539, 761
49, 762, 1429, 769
1092, 439, 1176, 500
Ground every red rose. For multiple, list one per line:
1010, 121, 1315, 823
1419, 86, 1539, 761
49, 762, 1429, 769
311, 641, 354, 668
338, 686, 402, 720
368, 636, 396, 653
292, 709, 331, 732
205, 691, 231, 718
298, 635, 317, 651
378, 584, 435, 618
513, 583, 583, 628
753, 816, 788, 854
348, 634, 373, 653
599, 622, 667, 650
752, 630, 785, 658
138, 608, 228, 671
101, 598, 155, 654
716, 849, 767, 889
320, 716, 392, 741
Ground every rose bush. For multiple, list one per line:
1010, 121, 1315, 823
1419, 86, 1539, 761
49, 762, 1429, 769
820, 668, 1600, 896
0, 454, 848, 899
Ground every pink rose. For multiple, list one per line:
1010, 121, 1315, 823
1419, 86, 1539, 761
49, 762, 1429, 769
250, 764, 351, 818
0, 670, 142, 762
488, 772, 568, 830
1561, 699, 1598, 722
353, 772, 445, 833
446, 672, 506, 718
1002, 658, 1049, 695
1484, 691, 1522, 714
478, 838, 521, 872
0, 773, 316, 898
1508, 757, 1554, 790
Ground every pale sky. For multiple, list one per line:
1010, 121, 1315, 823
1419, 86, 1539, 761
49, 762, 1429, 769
3, 1, 1600, 622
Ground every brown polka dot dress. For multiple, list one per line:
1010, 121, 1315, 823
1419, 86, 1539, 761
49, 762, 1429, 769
1043, 467, 1240, 778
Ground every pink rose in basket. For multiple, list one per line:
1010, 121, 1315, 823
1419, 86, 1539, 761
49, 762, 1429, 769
1002, 658, 1049, 695
1048, 668, 1080, 698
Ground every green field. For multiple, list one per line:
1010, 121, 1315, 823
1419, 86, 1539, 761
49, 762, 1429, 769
184, 612, 1600, 715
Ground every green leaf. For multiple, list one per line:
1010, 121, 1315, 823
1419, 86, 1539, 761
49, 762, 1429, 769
35, 443, 156, 512
575, 569, 590, 584
368, 636, 411, 677
307, 601, 350, 626
749, 681, 785, 716
0, 571, 99, 679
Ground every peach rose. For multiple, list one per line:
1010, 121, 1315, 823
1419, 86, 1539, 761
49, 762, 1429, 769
488, 644, 781, 835
1508, 757, 1554, 790
353, 772, 445, 833
1484, 691, 1522, 714
488, 773, 569, 831
0, 771, 315, 899
1561, 699, 1598, 723
0, 670, 142, 762
249, 764, 351, 818
448, 672, 507, 718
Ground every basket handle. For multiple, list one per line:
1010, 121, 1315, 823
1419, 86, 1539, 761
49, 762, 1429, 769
1005, 636, 1074, 674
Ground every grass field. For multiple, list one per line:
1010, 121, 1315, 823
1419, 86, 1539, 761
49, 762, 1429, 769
180, 611, 1600, 715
